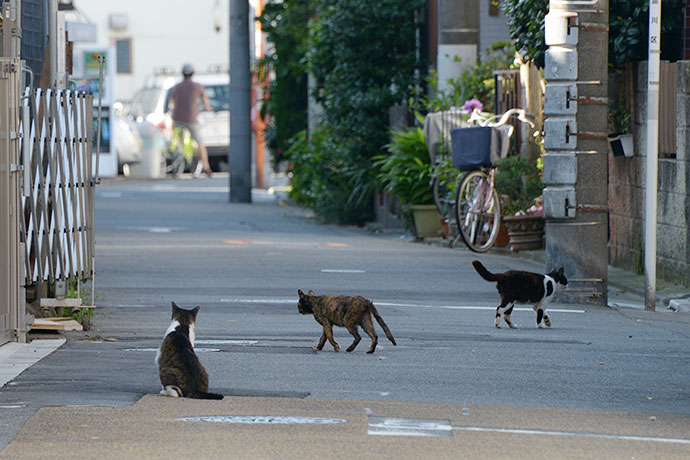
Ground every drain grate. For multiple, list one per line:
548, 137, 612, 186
368, 417, 453, 437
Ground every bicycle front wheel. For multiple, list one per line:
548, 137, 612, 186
455, 170, 501, 253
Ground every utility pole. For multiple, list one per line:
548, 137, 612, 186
229, 0, 252, 203
543, 0, 609, 306
644, 0, 662, 311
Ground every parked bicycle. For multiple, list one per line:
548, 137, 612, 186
426, 108, 503, 242
424, 108, 470, 231
161, 125, 204, 178
425, 107, 536, 252
453, 108, 536, 252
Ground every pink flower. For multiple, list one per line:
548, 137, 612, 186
463, 99, 483, 112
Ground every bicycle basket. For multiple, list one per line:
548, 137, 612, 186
450, 125, 512, 170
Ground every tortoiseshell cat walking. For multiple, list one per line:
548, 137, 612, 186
297, 290, 396, 354
472, 260, 567, 329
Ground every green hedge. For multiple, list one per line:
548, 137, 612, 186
283, 0, 425, 224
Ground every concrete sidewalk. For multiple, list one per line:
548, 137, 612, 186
3, 395, 690, 460
0, 339, 65, 388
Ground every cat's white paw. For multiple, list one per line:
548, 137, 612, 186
161, 385, 181, 397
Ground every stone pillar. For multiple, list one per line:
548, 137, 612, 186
543, 0, 609, 305
436, 0, 479, 93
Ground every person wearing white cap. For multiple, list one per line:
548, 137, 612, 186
168, 63, 213, 176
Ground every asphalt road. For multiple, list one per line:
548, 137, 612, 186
1, 175, 689, 459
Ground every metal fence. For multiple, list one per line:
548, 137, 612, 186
494, 69, 521, 154
21, 88, 95, 284
0, 58, 23, 343
659, 61, 677, 157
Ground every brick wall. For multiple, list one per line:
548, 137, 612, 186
609, 61, 690, 286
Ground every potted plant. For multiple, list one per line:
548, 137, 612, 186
608, 96, 633, 158
494, 154, 545, 251
374, 127, 441, 238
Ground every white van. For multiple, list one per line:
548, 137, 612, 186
127, 69, 230, 171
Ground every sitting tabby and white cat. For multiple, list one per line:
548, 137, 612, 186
472, 260, 567, 329
156, 302, 223, 399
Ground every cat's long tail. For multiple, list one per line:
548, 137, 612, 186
472, 260, 501, 282
189, 391, 224, 400
371, 306, 397, 346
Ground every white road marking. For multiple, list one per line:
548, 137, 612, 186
125, 347, 220, 353
375, 302, 585, 314
176, 416, 346, 425
217, 297, 585, 313
452, 426, 690, 444
118, 226, 183, 233
195, 339, 258, 346
320, 269, 366, 273
221, 298, 294, 304
368, 417, 453, 437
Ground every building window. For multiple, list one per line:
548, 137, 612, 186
489, 0, 500, 17
115, 38, 132, 74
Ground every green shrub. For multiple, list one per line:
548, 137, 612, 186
258, 0, 317, 166
305, 0, 425, 223
608, 0, 683, 67
374, 127, 433, 208
502, 0, 683, 69
501, 0, 548, 69
286, 128, 375, 225
494, 155, 543, 216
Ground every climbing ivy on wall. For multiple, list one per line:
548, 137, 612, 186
501, 0, 683, 69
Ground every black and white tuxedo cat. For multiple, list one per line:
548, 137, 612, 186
472, 260, 567, 329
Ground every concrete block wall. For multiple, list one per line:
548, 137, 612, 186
609, 61, 690, 286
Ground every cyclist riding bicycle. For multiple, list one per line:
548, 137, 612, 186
168, 63, 213, 177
